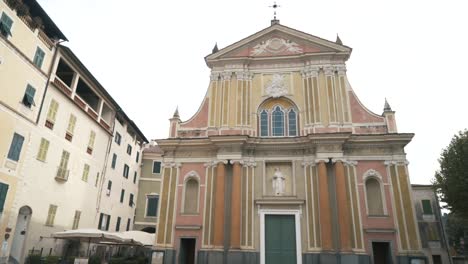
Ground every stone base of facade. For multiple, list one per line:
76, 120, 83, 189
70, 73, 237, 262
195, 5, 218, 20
302, 253, 371, 264
152, 249, 176, 264
197, 250, 259, 264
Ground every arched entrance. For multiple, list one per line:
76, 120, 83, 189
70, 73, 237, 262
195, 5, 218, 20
9, 206, 32, 264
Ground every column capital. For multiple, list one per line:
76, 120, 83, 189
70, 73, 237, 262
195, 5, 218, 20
314, 158, 329, 164
229, 160, 244, 165
216, 160, 229, 165
335, 64, 347, 76
345, 160, 358, 166
210, 72, 220, 81
301, 160, 316, 167
242, 160, 257, 167
162, 162, 181, 168
301, 66, 320, 78
222, 71, 232, 80
384, 160, 409, 166
331, 158, 346, 164
323, 65, 335, 76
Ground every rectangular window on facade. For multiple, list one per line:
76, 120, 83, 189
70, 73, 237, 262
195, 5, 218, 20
45, 204, 58, 226
123, 164, 129, 178
136, 151, 139, 163
37, 138, 50, 162
7, 133, 24, 162
120, 189, 125, 203
22, 84, 36, 108
111, 154, 117, 169
146, 195, 159, 217
127, 144, 132, 155
116, 216, 121, 232
98, 213, 110, 231
87, 131, 96, 154
152, 161, 161, 174
33, 47, 45, 68
115, 132, 121, 145
0, 183, 9, 213
126, 218, 131, 231
95, 172, 100, 187
422, 200, 433, 215
66, 114, 77, 141
0, 12, 13, 37
129, 193, 134, 207
133, 172, 137, 184
46, 99, 59, 129
107, 180, 112, 191
56, 150, 70, 180
82, 164, 90, 182
72, 210, 81, 230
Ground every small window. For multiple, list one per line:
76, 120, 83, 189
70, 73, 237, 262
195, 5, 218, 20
98, 213, 110, 231
123, 164, 129, 178
136, 151, 140, 163
152, 161, 161, 174
81, 164, 90, 182
126, 218, 131, 231
111, 154, 117, 169
45, 204, 58, 226
0, 183, 10, 213
107, 180, 112, 191
72, 210, 81, 230
271, 106, 285, 136
120, 189, 125, 203
46, 100, 59, 129
129, 193, 134, 207
116, 216, 121, 232
7, 133, 24, 162
0, 12, 13, 37
133, 171, 137, 184
422, 200, 433, 215
288, 109, 297, 136
127, 144, 132, 155
57, 150, 70, 180
66, 114, 77, 136
33, 47, 45, 68
260, 110, 269, 137
146, 195, 159, 217
87, 131, 96, 154
22, 84, 36, 108
36, 138, 50, 162
115, 132, 121, 145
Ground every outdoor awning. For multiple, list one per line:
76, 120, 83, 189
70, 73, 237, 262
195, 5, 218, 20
52, 229, 155, 247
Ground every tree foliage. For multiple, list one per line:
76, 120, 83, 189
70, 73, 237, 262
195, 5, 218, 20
433, 129, 468, 220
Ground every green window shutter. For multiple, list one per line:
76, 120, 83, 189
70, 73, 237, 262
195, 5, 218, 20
72, 211, 81, 229
0, 12, 13, 36
37, 138, 50, 161
116, 217, 121, 232
422, 200, 433, 214
146, 195, 159, 217
33, 47, 45, 68
120, 189, 125, 203
22, 84, 36, 107
111, 154, 117, 169
59, 150, 70, 169
88, 131, 96, 149
98, 213, 104, 230
105, 215, 111, 231
7, 133, 24, 161
46, 204, 58, 226
0, 183, 9, 213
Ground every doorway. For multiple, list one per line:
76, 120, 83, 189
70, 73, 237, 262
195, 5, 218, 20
10, 206, 32, 264
372, 242, 392, 264
265, 215, 296, 264
432, 255, 442, 264
179, 238, 196, 264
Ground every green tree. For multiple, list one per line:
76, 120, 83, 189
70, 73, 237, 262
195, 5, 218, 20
433, 130, 468, 220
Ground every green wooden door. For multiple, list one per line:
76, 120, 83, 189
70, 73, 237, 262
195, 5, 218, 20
265, 215, 297, 264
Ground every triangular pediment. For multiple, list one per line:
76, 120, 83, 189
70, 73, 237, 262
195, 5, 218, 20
206, 23, 351, 62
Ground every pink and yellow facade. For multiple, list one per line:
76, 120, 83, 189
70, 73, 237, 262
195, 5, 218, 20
154, 21, 425, 264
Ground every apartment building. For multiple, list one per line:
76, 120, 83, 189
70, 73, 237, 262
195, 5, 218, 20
134, 142, 162, 234
0, 1, 148, 263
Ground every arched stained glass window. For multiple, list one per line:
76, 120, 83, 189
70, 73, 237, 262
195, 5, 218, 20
271, 106, 284, 136
288, 109, 297, 136
260, 110, 269, 137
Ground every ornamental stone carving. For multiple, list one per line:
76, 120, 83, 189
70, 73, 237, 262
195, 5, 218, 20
265, 74, 288, 98
251, 37, 303, 56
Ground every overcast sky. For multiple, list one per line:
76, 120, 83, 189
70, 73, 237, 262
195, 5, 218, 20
37, 0, 467, 184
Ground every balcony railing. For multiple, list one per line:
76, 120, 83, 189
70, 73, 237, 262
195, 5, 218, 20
55, 168, 69, 181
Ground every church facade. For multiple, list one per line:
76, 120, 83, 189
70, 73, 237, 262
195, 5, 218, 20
154, 20, 425, 264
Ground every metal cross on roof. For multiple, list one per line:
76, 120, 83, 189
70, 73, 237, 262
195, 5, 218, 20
269, 2, 281, 20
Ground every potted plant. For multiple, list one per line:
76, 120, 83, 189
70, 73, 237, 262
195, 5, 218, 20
16, 2, 30, 17
31, 16, 43, 29
6, 0, 20, 10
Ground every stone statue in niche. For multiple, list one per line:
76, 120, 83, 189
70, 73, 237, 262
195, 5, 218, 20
272, 168, 286, 196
